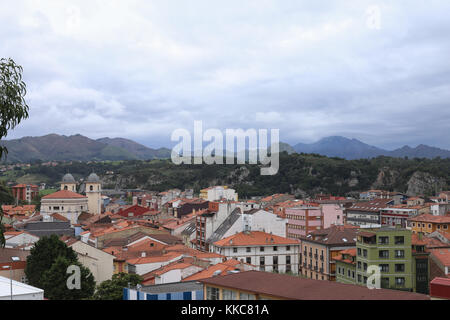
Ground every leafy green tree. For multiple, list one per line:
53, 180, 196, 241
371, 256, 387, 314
25, 235, 78, 289
40, 256, 95, 300
0, 58, 30, 159
0, 57, 29, 247
93, 273, 143, 300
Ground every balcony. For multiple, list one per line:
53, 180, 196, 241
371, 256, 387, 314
320, 255, 324, 261
314, 254, 318, 259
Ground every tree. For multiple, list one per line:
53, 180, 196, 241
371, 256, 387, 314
93, 273, 143, 300
0, 58, 30, 159
40, 256, 95, 300
25, 235, 78, 289
0, 57, 30, 248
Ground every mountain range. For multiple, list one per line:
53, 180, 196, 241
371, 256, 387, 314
0, 134, 449, 163
0, 134, 171, 163
292, 136, 450, 160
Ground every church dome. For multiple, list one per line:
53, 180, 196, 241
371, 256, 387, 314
86, 172, 100, 183
62, 173, 76, 183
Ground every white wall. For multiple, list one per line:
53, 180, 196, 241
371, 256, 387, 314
223, 210, 287, 238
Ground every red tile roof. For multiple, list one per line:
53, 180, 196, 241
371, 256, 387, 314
430, 248, 450, 266
214, 231, 298, 247
199, 271, 429, 300
42, 190, 87, 199
409, 214, 450, 223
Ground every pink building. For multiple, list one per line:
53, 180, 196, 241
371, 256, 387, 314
286, 204, 324, 240
322, 204, 344, 228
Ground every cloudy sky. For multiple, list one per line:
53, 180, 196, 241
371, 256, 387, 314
1, 0, 450, 150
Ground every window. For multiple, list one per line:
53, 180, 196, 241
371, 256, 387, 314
428, 224, 432, 229
273, 246, 278, 252
363, 276, 368, 284
286, 256, 291, 265
395, 277, 405, 286
260, 257, 265, 266
233, 247, 238, 253
240, 293, 256, 300
357, 248, 362, 256
394, 236, 405, 245
395, 264, 405, 272
246, 247, 251, 253
395, 250, 405, 258
363, 263, 368, 271
444, 225, 448, 230
246, 257, 251, 264
357, 261, 362, 270
207, 287, 220, 300
381, 277, 390, 289
379, 250, 389, 259
222, 289, 237, 300
273, 256, 278, 265
260, 247, 265, 252
363, 249, 368, 258
352, 271, 355, 279
358, 274, 362, 283
380, 264, 389, 272
412, 223, 415, 227
378, 236, 389, 245
286, 246, 291, 251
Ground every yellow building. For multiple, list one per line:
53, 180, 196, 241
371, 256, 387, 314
409, 214, 450, 234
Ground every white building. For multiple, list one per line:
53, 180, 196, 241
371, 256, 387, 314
206, 209, 287, 249
200, 186, 238, 202
67, 240, 116, 284
210, 231, 300, 274
40, 190, 88, 225
0, 276, 44, 300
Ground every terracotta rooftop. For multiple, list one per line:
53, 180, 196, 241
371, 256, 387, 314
183, 259, 245, 282
42, 190, 87, 199
214, 231, 298, 247
430, 248, 450, 267
199, 271, 430, 300
409, 214, 450, 223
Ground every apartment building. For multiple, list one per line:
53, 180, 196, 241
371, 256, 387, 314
345, 199, 394, 227
408, 214, 450, 234
210, 231, 300, 274
285, 204, 323, 240
300, 225, 358, 281
354, 226, 429, 294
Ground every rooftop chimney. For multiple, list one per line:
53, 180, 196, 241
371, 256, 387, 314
141, 252, 146, 258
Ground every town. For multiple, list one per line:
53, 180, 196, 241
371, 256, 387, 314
1, 173, 449, 300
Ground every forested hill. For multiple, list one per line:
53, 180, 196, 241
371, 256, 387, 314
4, 153, 450, 199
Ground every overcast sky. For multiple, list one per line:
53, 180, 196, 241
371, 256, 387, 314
1, 0, 450, 150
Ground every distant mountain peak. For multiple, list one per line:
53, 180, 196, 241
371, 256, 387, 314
293, 136, 450, 160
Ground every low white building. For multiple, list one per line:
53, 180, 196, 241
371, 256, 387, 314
4, 231, 39, 249
200, 186, 238, 202
210, 231, 300, 274
66, 240, 116, 284
0, 276, 44, 300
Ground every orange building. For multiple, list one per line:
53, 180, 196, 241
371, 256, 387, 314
409, 214, 450, 234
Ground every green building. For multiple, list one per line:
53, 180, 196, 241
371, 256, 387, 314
335, 226, 429, 294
